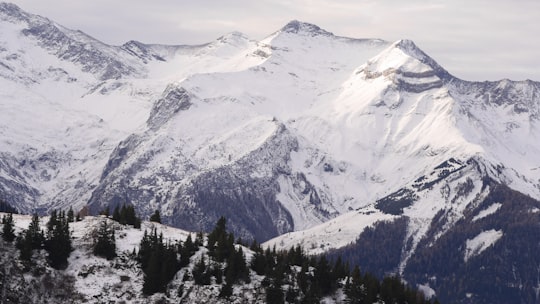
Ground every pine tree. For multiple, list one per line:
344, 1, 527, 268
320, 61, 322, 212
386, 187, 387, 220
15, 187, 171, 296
2, 213, 16, 242
28, 213, 45, 249
16, 230, 33, 261
44, 211, 72, 269
16, 214, 44, 261
250, 249, 267, 275
0, 199, 18, 213
219, 282, 233, 298
225, 246, 249, 285
93, 220, 116, 260
207, 217, 227, 252
149, 210, 161, 223
116, 204, 141, 228
314, 255, 332, 295
195, 231, 204, 247
143, 249, 162, 295
193, 255, 211, 285
345, 265, 365, 303
266, 280, 284, 304
112, 205, 121, 222
67, 207, 74, 223
139, 228, 181, 295
180, 234, 197, 267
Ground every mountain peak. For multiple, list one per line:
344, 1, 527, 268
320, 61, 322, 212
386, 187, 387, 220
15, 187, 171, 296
280, 20, 333, 36
391, 39, 434, 66
0, 2, 28, 21
361, 39, 450, 82
217, 31, 250, 41
0, 2, 20, 12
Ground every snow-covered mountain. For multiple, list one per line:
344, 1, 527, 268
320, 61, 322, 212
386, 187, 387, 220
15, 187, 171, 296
1, 3, 540, 302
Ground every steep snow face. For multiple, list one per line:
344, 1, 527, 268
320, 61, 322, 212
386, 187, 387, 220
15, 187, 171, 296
265, 157, 487, 258
0, 4, 271, 215
450, 79, 540, 200
82, 21, 393, 238
286, 41, 483, 214
464, 229, 503, 262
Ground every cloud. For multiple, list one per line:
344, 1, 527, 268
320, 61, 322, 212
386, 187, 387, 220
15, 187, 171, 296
8, 0, 540, 81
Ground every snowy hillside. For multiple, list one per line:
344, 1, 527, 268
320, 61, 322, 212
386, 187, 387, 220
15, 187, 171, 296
0, 213, 266, 303
0, 212, 436, 304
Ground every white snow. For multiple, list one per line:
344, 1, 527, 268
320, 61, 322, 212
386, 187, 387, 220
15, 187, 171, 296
417, 283, 436, 299
464, 229, 503, 262
472, 203, 502, 222
264, 206, 394, 255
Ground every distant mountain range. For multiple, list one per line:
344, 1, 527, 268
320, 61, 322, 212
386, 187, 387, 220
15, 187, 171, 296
1, 3, 539, 303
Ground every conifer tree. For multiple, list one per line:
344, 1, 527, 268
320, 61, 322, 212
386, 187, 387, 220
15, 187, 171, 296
44, 210, 72, 269
16, 230, 33, 261
225, 246, 249, 285
314, 255, 332, 295
16, 213, 44, 261
67, 206, 74, 223
192, 255, 211, 285
112, 205, 121, 222
195, 231, 204, 247
250, 249, 267, 275
345, 265, 365, 303
180, 234, 197, 267
28, 213, 45, 249
149, 210, 161, 223
266, 280, 284, 304
2, 213, 15, 242
219, 282, 233, 298
143, 249, 162, 294
139, 228, 181, 295
0, 199, 18, 213
116, 204, 141, 228
93, 220, 116, 260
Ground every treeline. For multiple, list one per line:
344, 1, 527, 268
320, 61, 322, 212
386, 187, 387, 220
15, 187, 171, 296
101, 204, 142, 228
0, 199, 18, 213
136, 216, 437, 303
326, 217, 409, 279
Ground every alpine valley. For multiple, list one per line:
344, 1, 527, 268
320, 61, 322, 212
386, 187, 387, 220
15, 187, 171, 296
0, 2, 539, 303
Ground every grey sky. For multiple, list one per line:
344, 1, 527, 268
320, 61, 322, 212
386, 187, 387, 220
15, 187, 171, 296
8, 0, 540, 81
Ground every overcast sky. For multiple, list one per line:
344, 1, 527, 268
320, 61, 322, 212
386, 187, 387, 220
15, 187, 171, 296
8, 0, 540, 81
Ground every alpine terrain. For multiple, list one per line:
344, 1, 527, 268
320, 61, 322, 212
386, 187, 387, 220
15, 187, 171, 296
0, 2, 539, 303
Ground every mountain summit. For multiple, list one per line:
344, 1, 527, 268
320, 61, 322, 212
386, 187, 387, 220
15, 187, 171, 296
280, 20, 334, 36
0, 4, 539, 303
